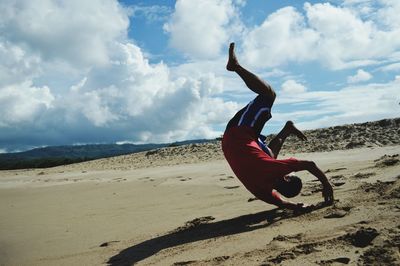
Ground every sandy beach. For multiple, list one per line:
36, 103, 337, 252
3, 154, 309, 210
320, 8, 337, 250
1, 119, 399, 265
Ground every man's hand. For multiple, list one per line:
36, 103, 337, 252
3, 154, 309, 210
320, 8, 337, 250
322, 182, 334, 204
298, 160, 334, 205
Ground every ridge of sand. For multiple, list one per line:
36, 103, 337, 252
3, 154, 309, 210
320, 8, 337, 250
50, 117, 400, 172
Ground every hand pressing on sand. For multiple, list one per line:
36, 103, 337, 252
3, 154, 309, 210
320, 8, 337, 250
322, 182, 334, 204
265, 160, 334, 211
298, 160, 334, 205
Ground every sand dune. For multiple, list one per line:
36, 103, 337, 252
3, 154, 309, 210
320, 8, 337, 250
25, 117, 396, 173
0, 118, 399, 265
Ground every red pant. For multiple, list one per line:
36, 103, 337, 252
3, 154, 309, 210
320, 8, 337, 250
222, 126, 301, 198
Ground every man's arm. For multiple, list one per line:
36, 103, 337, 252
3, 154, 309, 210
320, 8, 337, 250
296, 160, 334, 204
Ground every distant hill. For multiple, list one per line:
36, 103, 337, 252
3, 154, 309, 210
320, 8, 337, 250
0, 139, 211, 170
2, 117, 399, 171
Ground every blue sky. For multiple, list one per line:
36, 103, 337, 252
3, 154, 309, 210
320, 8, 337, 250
0, 0, 399, 152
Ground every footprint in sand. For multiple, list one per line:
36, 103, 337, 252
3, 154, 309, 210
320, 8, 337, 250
172, 261, 197, 266
324, 203, 353, 219
360, 180, 396, 195
333, 181, 346, 187
221, 176, 235, 181
330, 174, 345, 180
325, 167, 347, 173
223, 186, 240, 189
99, 240, 120, 247
324, 209, 348, 219
360, 245, 399, 265
112, 177, 127, 182
273, 233, 303, 243
266, 242, 319, 264
319, 257, 350, 265
374, 154, 399, 167
352, 172, 375, 179
266, 251, 296, 264
341, 227, 379, 248
173, 216, 215, 232
212, 256, 230, 263
139, 176, 155, 182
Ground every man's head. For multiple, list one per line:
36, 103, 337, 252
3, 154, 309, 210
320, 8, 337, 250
274, 175, 302, 198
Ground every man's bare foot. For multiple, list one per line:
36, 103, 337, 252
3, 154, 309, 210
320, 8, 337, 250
226, 42, 239, 71
285, 121, 307, 141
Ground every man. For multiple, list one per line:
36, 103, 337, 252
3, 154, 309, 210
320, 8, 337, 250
222, 43, 334, 212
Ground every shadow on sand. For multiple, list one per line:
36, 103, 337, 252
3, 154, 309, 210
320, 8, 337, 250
107, 203, 326, 265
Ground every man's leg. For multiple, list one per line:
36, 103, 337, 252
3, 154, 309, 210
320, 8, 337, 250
268, 121, 307, 158
227, 43, 276, 101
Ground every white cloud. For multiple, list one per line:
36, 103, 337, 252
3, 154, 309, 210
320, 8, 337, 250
0, 82, 54, 127
242, 7, 319, 68
347, 69, 372, 83
0, 41, 41, 87
281, 80, 307, 94
55, 42, 232, 142
342, 0, 375, 16
164, 0, 243, 59
0, 0, 238, 151
273, 76, 400, 129
0, 0, 129, 66
304, 2, 387, 69
376, 0, 400, 29
241, 2, 400, 70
